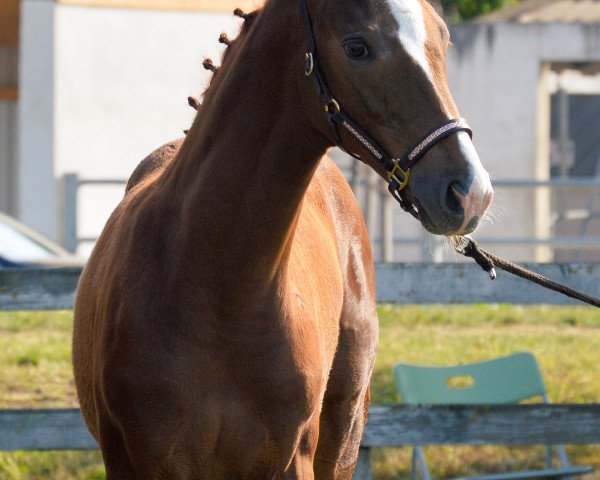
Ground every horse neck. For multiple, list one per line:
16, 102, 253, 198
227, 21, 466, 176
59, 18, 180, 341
161, 0, 330, 304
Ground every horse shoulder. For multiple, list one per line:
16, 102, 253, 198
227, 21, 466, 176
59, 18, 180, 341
288, 155, 376, 356
310, 156, 375, 286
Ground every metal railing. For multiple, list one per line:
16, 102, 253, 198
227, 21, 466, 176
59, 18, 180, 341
59, 173, 600, 260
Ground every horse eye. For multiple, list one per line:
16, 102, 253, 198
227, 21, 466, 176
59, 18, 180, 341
344, 41, 369, 60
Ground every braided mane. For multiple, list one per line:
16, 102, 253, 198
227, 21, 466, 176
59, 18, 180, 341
126, 8, 260, 192
197, 8, 260, 112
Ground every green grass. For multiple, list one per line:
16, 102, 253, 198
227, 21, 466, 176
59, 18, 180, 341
0, 306, 599, 479
0, 311, 104, 480
0, 312, 76, 409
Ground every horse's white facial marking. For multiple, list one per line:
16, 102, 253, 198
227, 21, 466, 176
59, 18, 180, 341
457, 132, 491, 197
454, 132, 494, 233
386, 0, 432, 81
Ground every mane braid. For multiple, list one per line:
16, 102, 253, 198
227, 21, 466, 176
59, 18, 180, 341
197, 7, 262, 99
233, 8, 252, 21
202, 58, 218, 72
219, 33, 232, 47
188, 96, 201, 111
131, 6, 265, 180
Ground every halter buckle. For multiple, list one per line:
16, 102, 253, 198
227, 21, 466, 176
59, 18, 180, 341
388, 160, 410, 191
324, 98, 340, 113
304, 53, 314, 76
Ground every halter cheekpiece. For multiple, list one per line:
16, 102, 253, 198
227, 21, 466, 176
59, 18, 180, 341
299, 0, 472, 218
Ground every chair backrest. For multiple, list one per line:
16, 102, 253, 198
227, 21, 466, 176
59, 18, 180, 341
393, 352, 547, 405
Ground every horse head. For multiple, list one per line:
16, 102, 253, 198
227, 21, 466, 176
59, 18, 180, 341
301, 0, 493, 235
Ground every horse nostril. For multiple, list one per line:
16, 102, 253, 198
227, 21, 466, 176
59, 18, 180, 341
444, 182, 465, 216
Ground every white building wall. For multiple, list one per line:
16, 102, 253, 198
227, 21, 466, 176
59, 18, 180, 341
19, 0, 56, 240
54, 5, 240, 251
19, 1, 241, 245
53, 5, 240, 179
446, 22, 600, 261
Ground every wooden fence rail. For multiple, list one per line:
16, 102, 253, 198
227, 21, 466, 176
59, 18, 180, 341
1, 405, 599, 479
1, 265, 599, 479
2, 263, 600, 310
2, 405, 599, 451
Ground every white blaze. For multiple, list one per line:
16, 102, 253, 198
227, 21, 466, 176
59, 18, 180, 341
387, 1, 494, 233
456, 131, 491, 197
387, 0, 432, 81
456, 131, 494, 232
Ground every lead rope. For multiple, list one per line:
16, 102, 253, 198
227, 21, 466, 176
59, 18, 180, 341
456, 237, 600, 308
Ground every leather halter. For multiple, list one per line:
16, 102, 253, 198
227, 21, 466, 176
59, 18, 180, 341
300, 0, 472, 218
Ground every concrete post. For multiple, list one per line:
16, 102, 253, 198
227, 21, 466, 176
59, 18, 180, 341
59, 173, 78, 253
18, 0, 57, 240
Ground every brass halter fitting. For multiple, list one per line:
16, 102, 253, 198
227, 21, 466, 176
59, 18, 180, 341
324, 98, 340, 113
387, 160, 411, 192
304, 53, 314, 76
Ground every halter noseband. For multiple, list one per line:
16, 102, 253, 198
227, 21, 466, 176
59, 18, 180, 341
300, 0, 472, 218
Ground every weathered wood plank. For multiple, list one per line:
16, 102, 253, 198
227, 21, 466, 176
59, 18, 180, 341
1, 405, 599, 451
352, 447, 372, 480
361, 404, 600, 446
2, 264, 599, 311
376, 263, 600, 305
0, 268, 81, 311
0, 409, 97, 451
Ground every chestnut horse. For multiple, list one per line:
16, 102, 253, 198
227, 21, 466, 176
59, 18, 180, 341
72, 0, 493, 478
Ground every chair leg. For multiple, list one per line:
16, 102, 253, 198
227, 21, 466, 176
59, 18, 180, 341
411, 447, 418, 480
414, 446, 432, 480
557, 445, 570, 467
557, 444, 574, 480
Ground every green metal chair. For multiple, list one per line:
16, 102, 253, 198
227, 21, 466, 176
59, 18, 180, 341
393, 352, 593, 480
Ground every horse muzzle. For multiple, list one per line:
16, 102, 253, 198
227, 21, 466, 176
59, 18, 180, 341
408, 132, 494, 236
